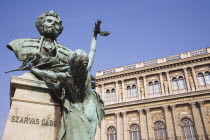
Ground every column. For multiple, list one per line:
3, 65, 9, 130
166, 71, 172, 94
198, 101, 210, 139
159, 73, 165, 95
138, 109, 147, 140
143, 76, 147, 98
101, 84, 105, 102
101, 119, 106, 140
183, 68, 191, 92
136, 77, 141, 99
116, 81, 119, 102
145, 108, 155, 140
122, 80, 125, 101
95, 126, 101, 140
170, 105, 182, 140
191, 66, 199, 90
115, 112, 121, 140
122, 112, 128, 140
190, 102, 204, 139
163, 106, 175, 139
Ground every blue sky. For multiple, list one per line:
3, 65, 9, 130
0, 0, 210, 138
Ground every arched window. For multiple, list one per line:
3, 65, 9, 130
154, 81, 161, 93
107, 126, 117, 140
172, 78, 178, 90
130, 124, 140, 140
149, 82, 154, 94
111, 89, 116, 101
198, 73, 206, 86
154, 121, 166, 140
106, 89, 111, 101
178, 76, 186, 89
181, 118, 196, 140
132, 85, 137, 97
205, 72, 210, 85
127, 86, 131, 97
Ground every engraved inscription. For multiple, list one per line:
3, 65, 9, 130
11, 116, 61, 127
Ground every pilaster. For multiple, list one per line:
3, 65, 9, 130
122, 80, 125, 101
191, 66, 199, 90
122, 112, 128, 140
145, 108, 154, 140
190, 102, 204, 139
115, 81, 119, 102
166, 71, 172, 94
138, 109, 147, 140
163, 106, 175, 139
183, 68, 191, 92
101, 119, 105, 140
143, 76, 147, 98
159, 73, 165, 95
136, 77, 141, 99
101, 84, 105, 102
198, 101, 210, 139
115, 112, 121, 140
170, 105, 182, 140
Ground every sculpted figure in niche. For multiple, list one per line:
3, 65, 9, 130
7, 11, 110, 140
118, 85, 123, 102
140, 85, 144, 94
189, 76, 194, 87
164, 81, 169, 91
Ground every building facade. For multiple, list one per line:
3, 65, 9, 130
94, 48, 210, 140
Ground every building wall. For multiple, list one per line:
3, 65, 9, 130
95, 48, 210, 140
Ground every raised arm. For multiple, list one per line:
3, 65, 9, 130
88, 20, 110, 71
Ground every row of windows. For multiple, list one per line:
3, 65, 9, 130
106, 72, 210, 101
198, 72, 210, 86
107, 118, 196, 140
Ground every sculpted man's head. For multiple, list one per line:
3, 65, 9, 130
36, 10, 64, 39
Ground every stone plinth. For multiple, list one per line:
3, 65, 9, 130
3, 73, 62, 140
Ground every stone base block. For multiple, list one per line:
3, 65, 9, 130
3, 73, 62, 140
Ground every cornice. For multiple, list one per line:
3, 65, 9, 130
96, 53, 210, 83
104, 89, 210, 112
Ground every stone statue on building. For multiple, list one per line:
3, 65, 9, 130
140, 85, 144, 94
164, 81, 169, 92
6, 10, 110, 140
118, 84, 123, 102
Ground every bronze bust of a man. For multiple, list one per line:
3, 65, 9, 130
7, 10, 73, 66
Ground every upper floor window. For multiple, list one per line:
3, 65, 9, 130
154, 121, 166, 140
130, 124, 140, 140
107, 126, 117, 140
149, 82, 154, 94
106, 89, 111, 101
172, 78, 178, 90
198, 73, 206, 86
127, 86, 132, 97
149, 81, 161, 94
127, 85, 138, 97
111, 89, 116, 100
205, 72, 210, 85
107, 89, 116, 101
181, 118, 196, 140
132, 85, 137, 97
154, 81, 161, 93
178, 76, 186, 89
172, 77, 186, 90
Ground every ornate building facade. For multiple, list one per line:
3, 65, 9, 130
94, 48, 210, 140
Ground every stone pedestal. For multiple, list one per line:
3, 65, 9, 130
3, 73, 62, 140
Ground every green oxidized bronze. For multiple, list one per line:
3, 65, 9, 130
6, 10, 110, 140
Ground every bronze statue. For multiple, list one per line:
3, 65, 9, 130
6, 11, 110, 140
